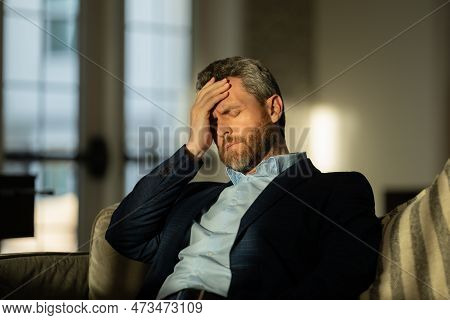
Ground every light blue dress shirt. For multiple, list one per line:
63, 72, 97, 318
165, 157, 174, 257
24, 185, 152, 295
156, 151, 306, 299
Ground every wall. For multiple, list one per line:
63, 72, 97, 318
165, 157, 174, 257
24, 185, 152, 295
309, 0, 449, 215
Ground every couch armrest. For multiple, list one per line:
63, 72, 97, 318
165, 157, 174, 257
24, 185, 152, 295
0, 252, 89, 299
89, 204, 150, 299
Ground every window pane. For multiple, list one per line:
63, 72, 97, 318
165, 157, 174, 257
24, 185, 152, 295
150, 32, 165, 86
3, 86, 78, 154
44, 21, 78, 82
124, 0, 192, 188
163, 0, 191, 27
5, 0, 41, 11
125, 31, 153, 88
126, 0, 151, 23
127, 0, 190, 26
125, 90, 167, 156
4, 15, 42, 83
42, 89, 78, 153
161, 34, 191, 89
45, 0, 78, 18
3, 0, 79, 154
44, 0, 79, 66
3, 87, 40, 152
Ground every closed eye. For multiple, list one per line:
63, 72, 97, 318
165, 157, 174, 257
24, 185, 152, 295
212, 106, 241, 118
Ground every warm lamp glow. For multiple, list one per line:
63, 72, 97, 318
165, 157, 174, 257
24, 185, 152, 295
310, 106, 340, 172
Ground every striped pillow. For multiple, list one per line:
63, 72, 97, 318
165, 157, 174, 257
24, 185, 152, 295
360, 159, 449, 299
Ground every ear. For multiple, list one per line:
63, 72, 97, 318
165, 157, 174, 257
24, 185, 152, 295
265, 95, 283, 124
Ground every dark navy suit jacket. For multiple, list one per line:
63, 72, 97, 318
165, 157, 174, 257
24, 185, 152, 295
105, 144, 382, 299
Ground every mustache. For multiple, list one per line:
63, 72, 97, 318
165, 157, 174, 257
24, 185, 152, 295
223, 136, 245, 146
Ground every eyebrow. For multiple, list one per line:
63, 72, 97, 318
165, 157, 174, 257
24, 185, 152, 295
218, 105, 241, 112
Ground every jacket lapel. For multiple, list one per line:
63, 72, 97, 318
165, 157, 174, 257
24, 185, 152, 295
179, 182, 232, 248
231, 157, 321, 250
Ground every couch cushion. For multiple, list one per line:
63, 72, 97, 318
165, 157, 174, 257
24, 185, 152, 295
88, 203, 150, 299
0, 252, 89, 299
361, 159, 449, 299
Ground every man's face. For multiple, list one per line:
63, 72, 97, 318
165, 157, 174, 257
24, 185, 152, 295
210, 77, 278, 174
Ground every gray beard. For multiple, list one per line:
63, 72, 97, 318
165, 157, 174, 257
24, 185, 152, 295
218, 125, 278, 174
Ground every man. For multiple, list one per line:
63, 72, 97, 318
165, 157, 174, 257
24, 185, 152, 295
105, 56, 382, 299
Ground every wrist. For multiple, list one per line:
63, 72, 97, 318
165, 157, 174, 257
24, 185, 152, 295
185, 142, 206, 160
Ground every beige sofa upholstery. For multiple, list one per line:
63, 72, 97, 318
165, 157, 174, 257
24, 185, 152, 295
88, 204, 149, 299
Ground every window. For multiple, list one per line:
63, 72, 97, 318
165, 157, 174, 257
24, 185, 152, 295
1, 0, 79, 253
0, 0, 193, 253
124, 0, 192, 193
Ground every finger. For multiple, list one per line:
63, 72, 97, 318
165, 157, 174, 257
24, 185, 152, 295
205, 90, 230, 111
198, 77, 216, 96
202, 76, 216, 89
202, 81, 230, 102
196, 77, 215, 98
198, 78, 228, 100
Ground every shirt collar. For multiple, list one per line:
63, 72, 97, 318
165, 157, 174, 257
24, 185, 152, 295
226, 152, 307, 185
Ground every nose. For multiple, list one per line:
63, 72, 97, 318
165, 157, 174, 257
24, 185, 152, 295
217, 122, 231, 138
214, 116, 232, 139
209, 117, 232, 148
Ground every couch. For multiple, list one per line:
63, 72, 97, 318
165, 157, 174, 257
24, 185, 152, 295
0, 204, 148, 299
0, 159, 448, 300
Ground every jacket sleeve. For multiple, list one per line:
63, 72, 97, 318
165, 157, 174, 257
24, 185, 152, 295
279, 172, 382, 299
105, 144, 203, 263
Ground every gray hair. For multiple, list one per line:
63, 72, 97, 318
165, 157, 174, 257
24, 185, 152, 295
196, 56, 285, 137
